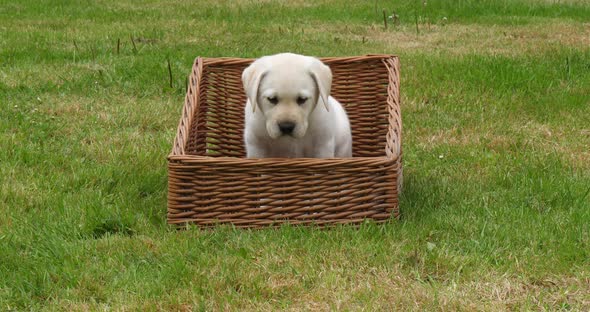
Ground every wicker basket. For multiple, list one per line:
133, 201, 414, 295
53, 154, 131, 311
168, 55, 402, 228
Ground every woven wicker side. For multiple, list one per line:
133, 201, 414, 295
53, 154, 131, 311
383, 57, 403, 191
168, 157, 400, 227
171, 58, 202, 157
189, 63, 246, 157
329, 59, 390, 157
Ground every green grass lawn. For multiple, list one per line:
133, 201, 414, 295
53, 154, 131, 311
1, 0, 589, 310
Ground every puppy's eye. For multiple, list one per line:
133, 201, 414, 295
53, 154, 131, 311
296, 96, 308, 105
267, 96, 278, 105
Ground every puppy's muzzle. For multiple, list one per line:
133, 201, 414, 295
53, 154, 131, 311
278, 121, 296, 135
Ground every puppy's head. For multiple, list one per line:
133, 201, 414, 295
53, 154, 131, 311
242, 53, 332, 139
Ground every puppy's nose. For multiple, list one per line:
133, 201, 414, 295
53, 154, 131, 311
278, 121, 296, 135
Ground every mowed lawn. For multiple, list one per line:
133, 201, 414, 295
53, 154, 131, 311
1, 0, 589, 310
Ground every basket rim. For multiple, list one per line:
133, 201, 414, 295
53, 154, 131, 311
196, 54, 399, 66
168, 154, 399, 164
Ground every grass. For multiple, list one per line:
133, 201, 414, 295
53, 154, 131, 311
1, 0, 589, 310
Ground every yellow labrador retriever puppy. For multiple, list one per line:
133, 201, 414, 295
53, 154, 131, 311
242, 53, 352, 158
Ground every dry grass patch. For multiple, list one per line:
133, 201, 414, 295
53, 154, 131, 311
528, 0, 589, 4
515, 122, 590, 170
109, 0, 324, 13
314, 21, 590, 56
411, 121, 590, 170
241, 269, 590, 311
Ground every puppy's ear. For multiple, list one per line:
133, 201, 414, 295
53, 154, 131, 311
242, 60, 267, 113
308, 58, 332, 112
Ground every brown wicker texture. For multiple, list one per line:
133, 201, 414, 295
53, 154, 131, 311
168, 55, 402, 228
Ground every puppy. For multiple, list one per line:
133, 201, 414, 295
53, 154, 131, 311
242, 53, 352, 158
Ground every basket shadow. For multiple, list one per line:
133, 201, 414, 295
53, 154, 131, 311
398, 168, 444, 221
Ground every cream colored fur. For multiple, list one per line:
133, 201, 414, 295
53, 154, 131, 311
242, 53, 352, 158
